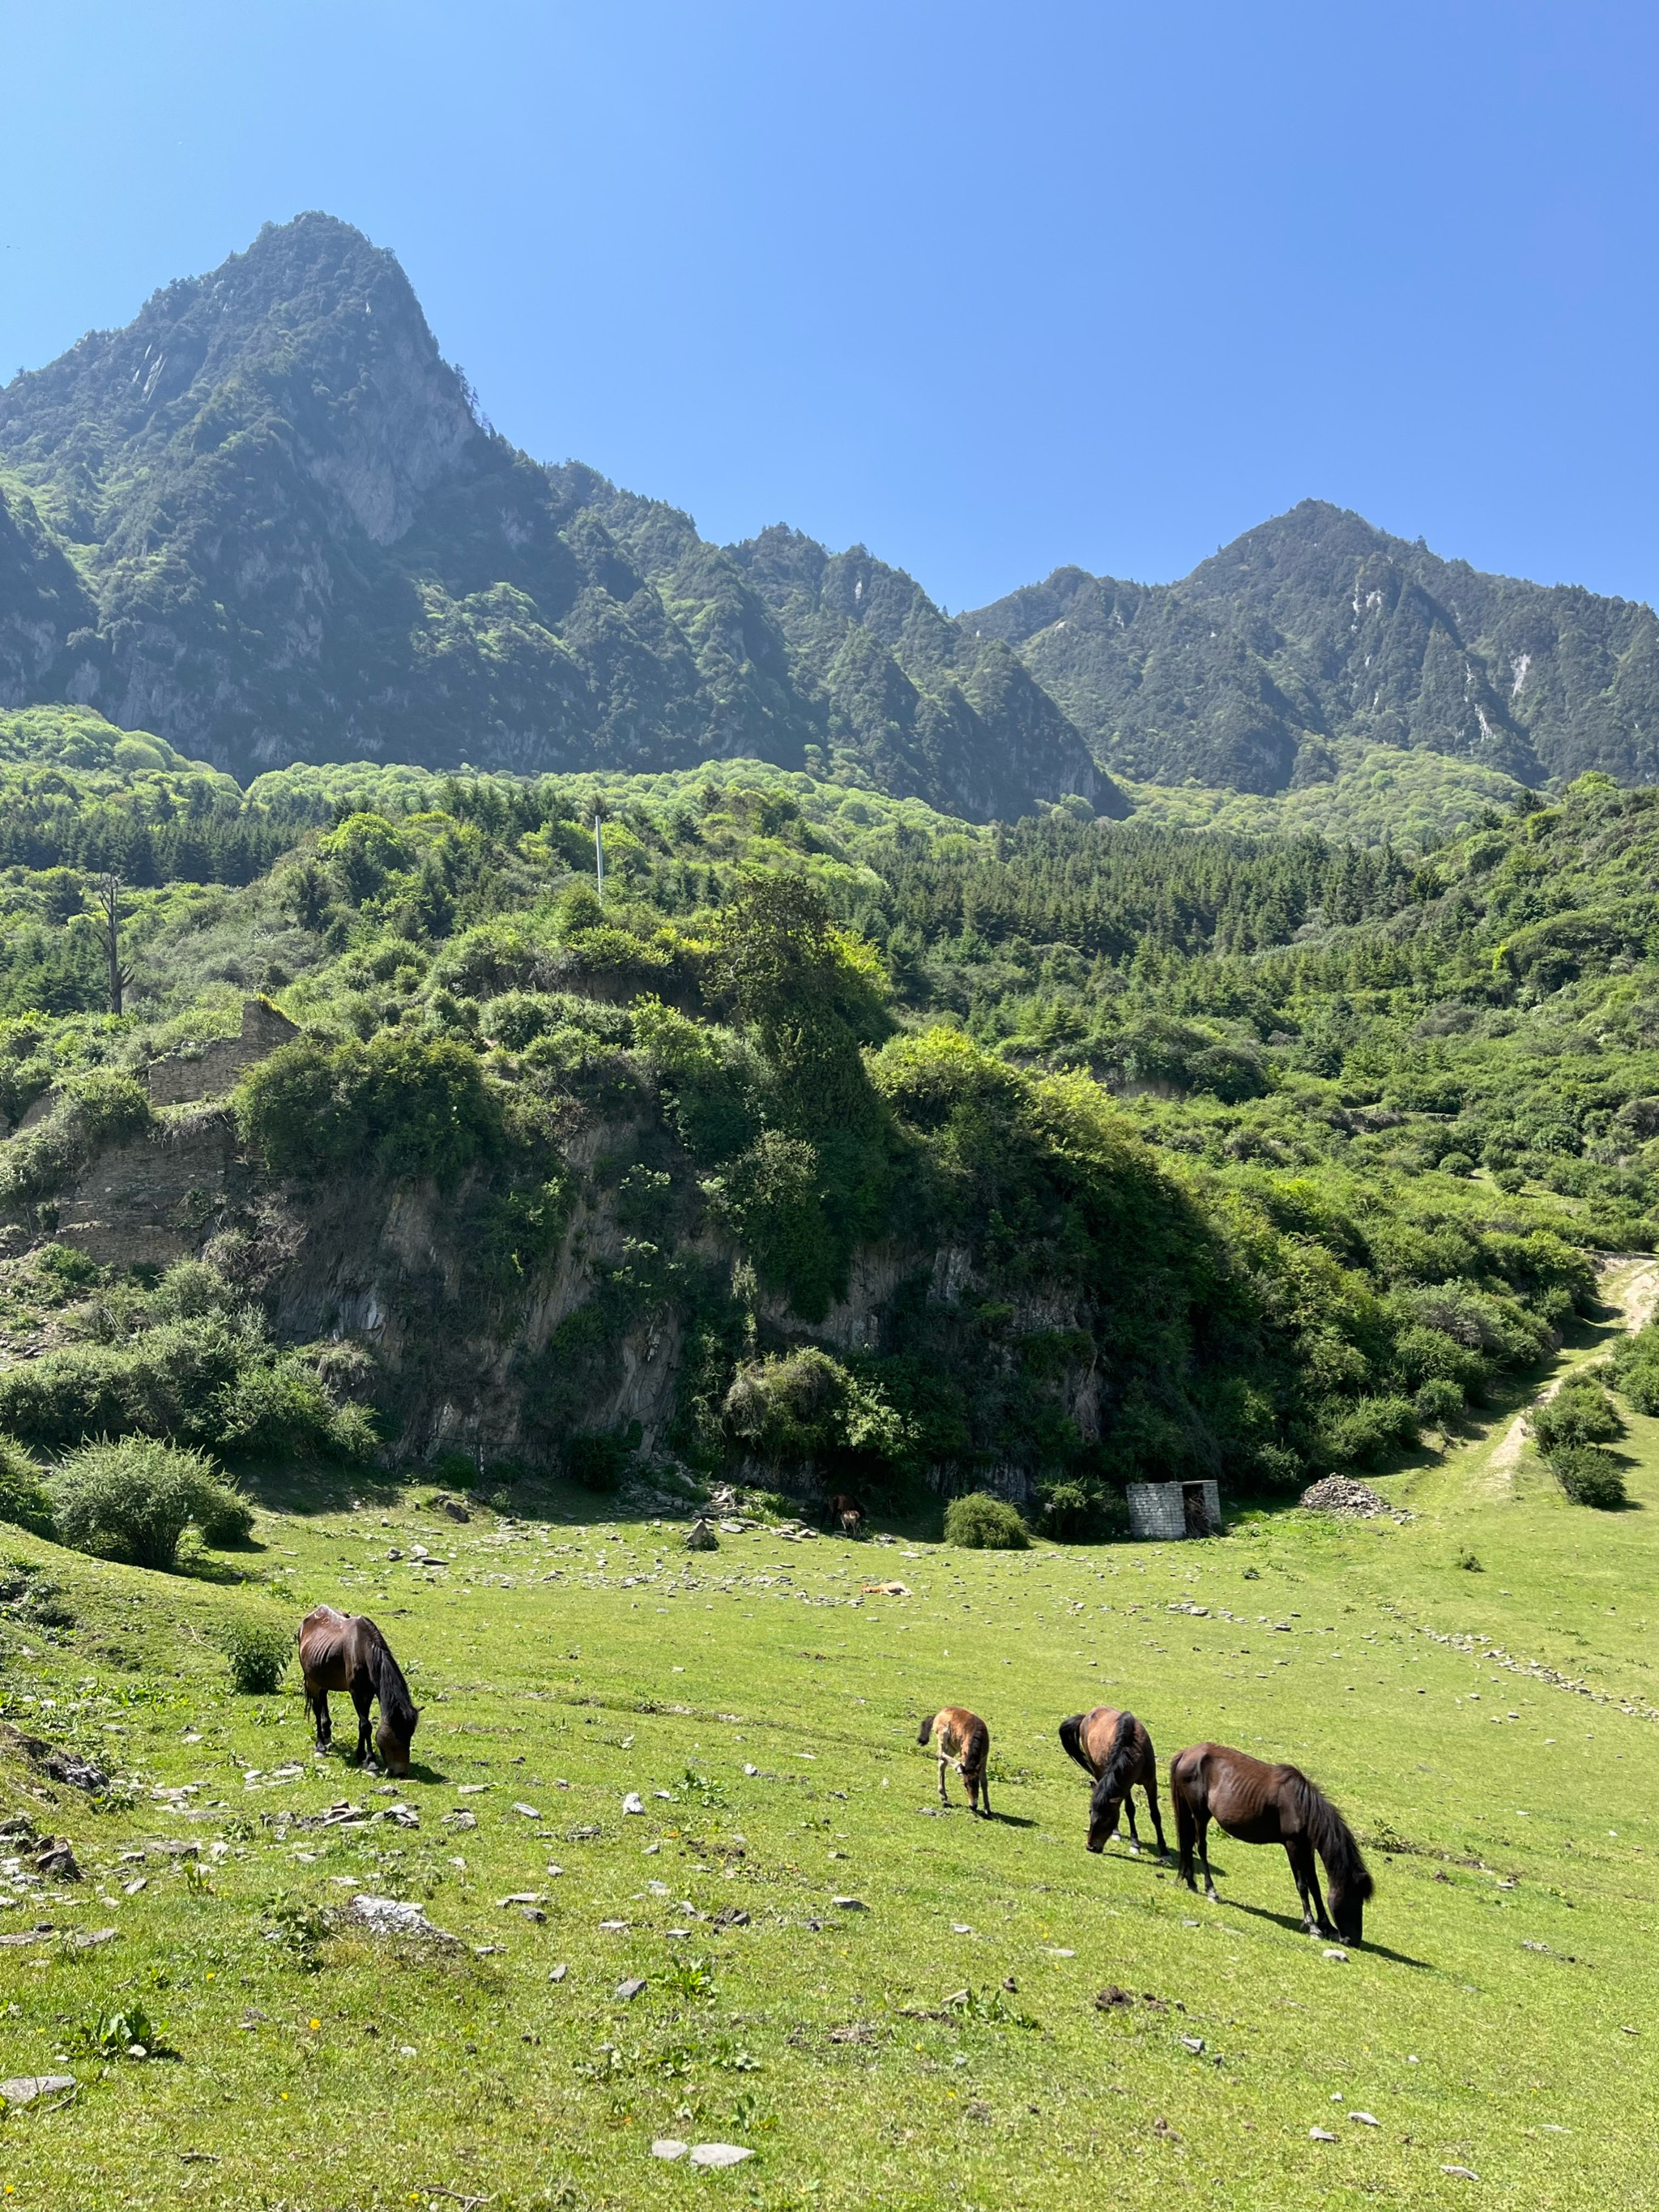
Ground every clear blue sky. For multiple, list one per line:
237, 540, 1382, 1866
4, 2, 1656, 613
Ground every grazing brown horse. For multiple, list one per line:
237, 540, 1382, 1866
298, 1606, 420, 1779
1058, 1706, 1168, 1857
1169, 1743, 1372, 1944
918, 1706, 992, 1816
825, 1492, 865, 1536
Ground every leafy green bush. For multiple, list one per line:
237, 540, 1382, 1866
49, 1436, 252, 1570
944, 1492, 1030, 1549
1549, 1444, 1627, 1509
1610, 1326, 1659, 1416
1411, 1377, 1465, 1430
237, 1031, 501, 1185
1324, 1394, 1418, 1467
722, 1348, 912, 1474
1529, 1377, 1623, 1457
0, 1433, 54, 1537
220, 1612, 291, 1693
565, 1428, 636, 1492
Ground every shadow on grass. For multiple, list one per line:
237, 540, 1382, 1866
1222, 1894, 1433, 1967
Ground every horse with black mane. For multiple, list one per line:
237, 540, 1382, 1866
298, 1605, 420, 1779
1168, 1742, 1372, 1943
1059, 1706, 1168, 1857
825, 1492, 865, 1536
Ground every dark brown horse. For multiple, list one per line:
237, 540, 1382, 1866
1169, 1743, 1372, 1944
1059, 1706, 1168, 1857
918, 1706, 992, 1816
825, 1492, 865, 1536
298, 1606, 420, 1779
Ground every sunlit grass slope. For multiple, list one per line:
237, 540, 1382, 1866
1, 1395, 1656, 2210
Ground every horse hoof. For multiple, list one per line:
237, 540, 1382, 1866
1205, 1889, 1220, 1904
1128, 1843, 1140, 1856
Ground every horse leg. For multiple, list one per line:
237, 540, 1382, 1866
938, 1753, 951, 1806
1123, 1793, 1141, 1855
1196, 1813, 1218, 1903
352, 1683, 374, 1767
979, 1766, 992, 1819
1144, 1774, 1171, 1861
309, 1687, 331, 1752
1285, 1841, 1316, 1932
1174, 1784, 1199, 1892
1299, 1842, 1337, 1938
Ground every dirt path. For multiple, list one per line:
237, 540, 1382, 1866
1476, 1253, 1659, 1499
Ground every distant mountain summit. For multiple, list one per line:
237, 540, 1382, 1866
966, 499, 1659, 793
0, 215, 1102, 818
2, 219, 1656, 813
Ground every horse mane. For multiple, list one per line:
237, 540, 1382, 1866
1057, 1714, 1092, 1775
1288, 1770, 1373, 1900
1090, 1710, 1140, 1819
364, 1620, 418, 1735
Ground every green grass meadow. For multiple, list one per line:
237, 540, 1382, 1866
2, 1332, 1657, 2210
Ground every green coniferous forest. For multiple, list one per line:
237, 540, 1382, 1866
1, 700, 1654, 1533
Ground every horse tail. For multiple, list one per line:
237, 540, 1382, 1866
917, 1712, 936, 1747
1287, 1770, 1373, 1902
1171, 1757, 1199, 1883
1058, 1714, 1094, 1775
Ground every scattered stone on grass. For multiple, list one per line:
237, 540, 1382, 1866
548, 1963, 567, 1983
831, 1896, 868, 1911
512, 1802, 542, 1821
621, 1792, 645, 1815
35, 1839, 79, 1881
685, 1519, 719, 1552
0, 2075, 75, 2107
1309, 2128, 1337, 2142
1441, 2166, 1480, 2180
653, 2140, 689, 2159
349, 1894, 459, 1946
615, 1977, 647, 2002
689, 2144, 753, 2168
1350, 2111, 1380, 2127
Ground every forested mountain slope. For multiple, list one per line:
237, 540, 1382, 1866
969, 500, 1659, 794
4, 216, 1658, 831
0, 728, 1654, 1530
0, 216, 1098, 820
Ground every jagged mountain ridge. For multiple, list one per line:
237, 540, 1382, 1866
0, 215, 1100, 820
3, 213, 1658, 814
966, 502, 1659, 794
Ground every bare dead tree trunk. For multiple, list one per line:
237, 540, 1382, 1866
97, 873, 134, 1016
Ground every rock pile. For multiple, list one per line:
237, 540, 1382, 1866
1299, 1475, 1413, 1522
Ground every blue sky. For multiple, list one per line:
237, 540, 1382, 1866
3, 2, 1656, 613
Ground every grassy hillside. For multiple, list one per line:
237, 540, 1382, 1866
4, 744, 1653, 1520
0, 1287, 1654, 2210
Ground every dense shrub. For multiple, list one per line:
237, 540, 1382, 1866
1529, 1377, 1623, 1457
220, 1612, 292, 1693
1324, 1394, 1418, 1467
49, 1437, 251, 1570
564, 1427, 637, 1492
944, 1492, 1030, 1549
0, 1434, 54, 1537
1411, 1377, 1465, 1430
237, 1031, 501, 1185
723, 1349, 911, 1474
1610, 1325, 1659, 1416
1550, 1444, 1627, 1509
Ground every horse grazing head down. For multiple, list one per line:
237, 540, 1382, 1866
375, 1703, 420, 1779
1085, 1769, 1124, 1853
1328, 1864, 1373, 1946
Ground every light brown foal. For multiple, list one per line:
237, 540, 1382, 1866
918, 1706, 992, 1817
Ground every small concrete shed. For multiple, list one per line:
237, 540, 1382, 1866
1126, 1479, 1221, 1539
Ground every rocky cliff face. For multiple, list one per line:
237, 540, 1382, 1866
0, 217, 1100, 821
966, 500, 1659, 792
